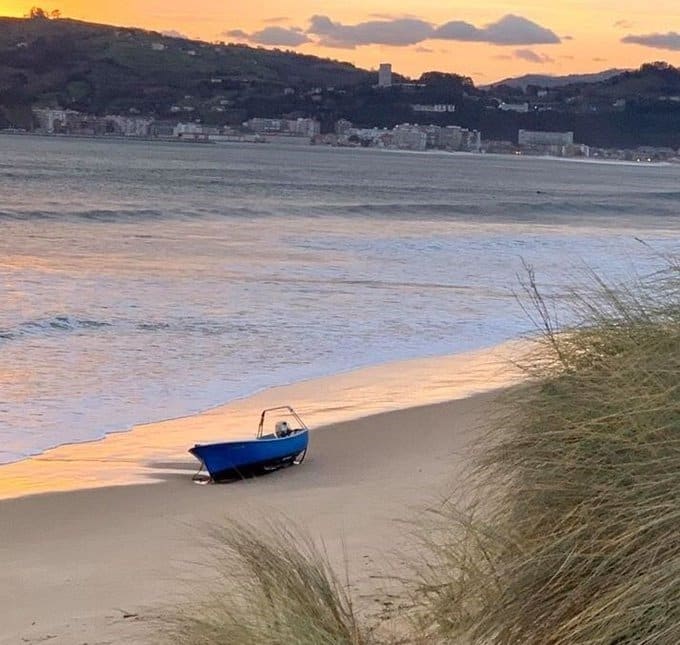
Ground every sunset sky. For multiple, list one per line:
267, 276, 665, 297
2, 1, 680, 82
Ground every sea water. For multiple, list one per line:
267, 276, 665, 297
1, 135, 678, 463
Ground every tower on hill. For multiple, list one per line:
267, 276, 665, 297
378, 63, 392, 87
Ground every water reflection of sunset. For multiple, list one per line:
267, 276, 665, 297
0, 342, 525, 499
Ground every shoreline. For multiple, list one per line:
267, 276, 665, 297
0, 340, 517, 469
4, 131, 674, 166
0, 389, 508, 645
0, 339, 527, 501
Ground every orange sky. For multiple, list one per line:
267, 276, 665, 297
2, 1, 680, 82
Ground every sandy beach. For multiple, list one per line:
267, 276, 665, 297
0, 344, 523, 644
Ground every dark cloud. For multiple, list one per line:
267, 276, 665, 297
227, 14, 561, 51
514, 49, 554, 64
308, 15, 433, 48
435, 14, 560, 45
225, 29, 249, 39
306, 13, 560, 49
433, 21, 481, 41
484, 15, 560, 45
250, 26, 311, 47
225, 26, 311, 47
622, 32, 680, 51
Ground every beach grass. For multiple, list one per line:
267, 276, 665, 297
167, 257, 679, 644
419, 257, 680, 644
164, 521, 373, 645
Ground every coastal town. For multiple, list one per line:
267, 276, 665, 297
6, 62, 680, 163
24, 105, 679, 164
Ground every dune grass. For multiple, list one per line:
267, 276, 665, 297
163, 522, 373, 645
167, 258, 679, 644
419, 258, 680, 644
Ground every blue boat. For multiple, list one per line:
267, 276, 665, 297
189, 406, 309, 482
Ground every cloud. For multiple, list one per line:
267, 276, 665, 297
622, 32, 680, 51
514, 49, 554, 64
414, 46, 434, 53
614, 20, 634, 29
225, 29, 249, 39
592, 57, 607, 62
306, 13, 560, 49
434, 14, 560, 45
433, 21, 481, 41
263, 16, 289, 24
308, 15, 433, 48
225, 26, 311, 47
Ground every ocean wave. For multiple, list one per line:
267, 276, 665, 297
0, 205, 276, 221
0, 315, 260, 343
300, 199, 668, 220
0, 198, 672, 223
0, 316, 109, 344
0, 208, 167, 221
22, 315, 112, 334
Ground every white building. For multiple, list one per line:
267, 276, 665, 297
499, 102, 530, 113
173, 122, 206, 139
378, 63, 392, 88
412, 104, 456, 113
33, 108, 79, 133
244, 117, 320, 138
244, 118, 284, 133
518, 130, 574, 146
105, 115, 153, 137
440, 126, 464, 150
393, 124, 427, 151
290, 118, 320, 137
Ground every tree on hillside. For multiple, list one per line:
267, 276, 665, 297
27, 7, 61, 19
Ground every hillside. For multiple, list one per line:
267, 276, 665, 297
489, 69, 628, 90
1, 17, 680, 148
0, 16, 372, 126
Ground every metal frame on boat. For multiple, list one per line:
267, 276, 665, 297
189, 406, 309, 483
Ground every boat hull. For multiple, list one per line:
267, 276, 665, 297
189, 430, 309, 482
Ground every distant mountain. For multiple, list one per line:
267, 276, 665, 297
487, 69, 629, 90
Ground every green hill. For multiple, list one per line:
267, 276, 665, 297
2, 16, 680, 148
0, 16, 372, 126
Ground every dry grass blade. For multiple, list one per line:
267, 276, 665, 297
419, 258, 680, 644
163, 521, 373, 645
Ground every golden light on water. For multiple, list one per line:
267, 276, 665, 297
0, 341, 527, 500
